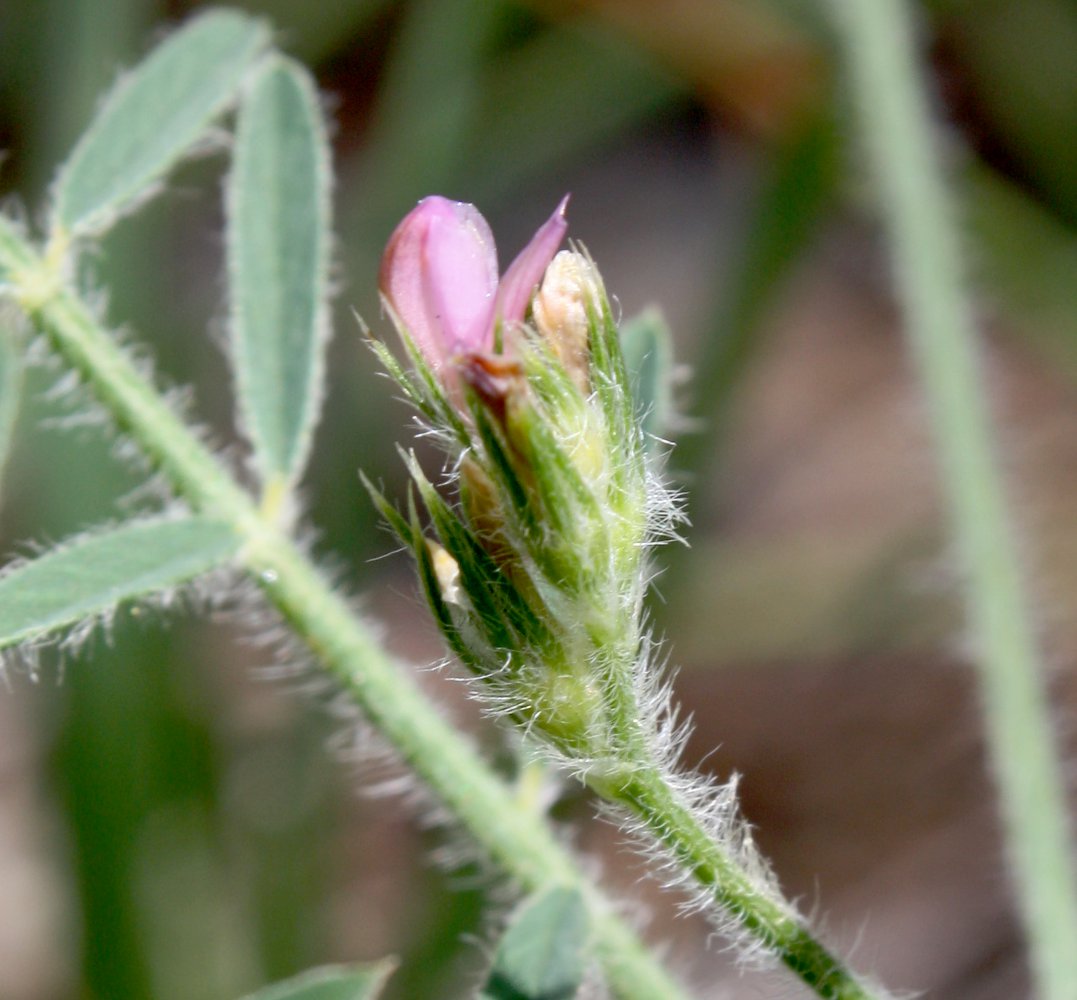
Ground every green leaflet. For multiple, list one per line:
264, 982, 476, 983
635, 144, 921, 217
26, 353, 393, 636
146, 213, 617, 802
479, 887, 590, 1000
52, 9, 270, 236
0, 517, 238, 648
242, 961, 396, 1000
227, 55, 332, 490
620, 307, 674, 447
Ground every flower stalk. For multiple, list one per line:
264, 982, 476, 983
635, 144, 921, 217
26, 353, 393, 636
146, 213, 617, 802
372, 196, 886, 999
617, 767, 877, 1000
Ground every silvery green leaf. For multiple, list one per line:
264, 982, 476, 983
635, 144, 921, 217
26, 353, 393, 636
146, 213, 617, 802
52, 9, 270, 236
479, 887, 590, 1000
226, 55, 331, 490
242, 961, 396, 1000
0, 517, 237, 649
620, 307, 674, 445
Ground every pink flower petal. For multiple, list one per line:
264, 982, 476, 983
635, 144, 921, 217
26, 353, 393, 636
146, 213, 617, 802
495, 195, 569, 330
380, 197, 452, 367
381, 195, 571, 376
423, 199, 499, 355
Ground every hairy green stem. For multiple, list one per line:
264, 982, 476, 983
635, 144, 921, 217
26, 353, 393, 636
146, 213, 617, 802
0, 215, 687, 1000
607, 768, 881, 1000
832, 2, 1077, 996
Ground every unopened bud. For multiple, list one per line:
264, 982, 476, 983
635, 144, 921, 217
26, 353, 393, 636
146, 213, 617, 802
461, 457, 514, 562
532, 251, 598, 393
425, 540, 462, 605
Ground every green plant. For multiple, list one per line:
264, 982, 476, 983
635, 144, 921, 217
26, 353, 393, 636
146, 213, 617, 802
2, 4, 1073, 999
0, 9, 881, 998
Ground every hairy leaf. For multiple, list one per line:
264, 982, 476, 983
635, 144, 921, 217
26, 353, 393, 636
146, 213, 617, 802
227, 55, 332, 489
479, 887, 589, 1000
52, 9, 270, 236
620, 307, 674, 446
0, 517, 238, 648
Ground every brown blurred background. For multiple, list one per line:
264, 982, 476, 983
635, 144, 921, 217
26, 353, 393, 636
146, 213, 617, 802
1, 0, 1076, 997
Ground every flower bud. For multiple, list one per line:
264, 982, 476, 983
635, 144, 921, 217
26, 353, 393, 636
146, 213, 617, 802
379, 195, 568, 380
531, 250, 600, 393
460, 456, 516, 568
425, 539, 462, 606
379, 197, 498, 369
373, 196, 661, 760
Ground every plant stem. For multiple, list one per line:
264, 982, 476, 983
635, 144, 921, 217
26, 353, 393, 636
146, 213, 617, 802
832, 2, 1077, 997
612, 768, 881, 1000
0, 216, 688, 1000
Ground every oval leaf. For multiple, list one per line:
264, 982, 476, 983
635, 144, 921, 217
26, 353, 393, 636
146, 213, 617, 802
0, 517, 238, 648
480, 887, 590, 1000
243, 961, 396, 1000
226, 55, 332, 489
619, 307, 674, 446
52, 9, 270, 236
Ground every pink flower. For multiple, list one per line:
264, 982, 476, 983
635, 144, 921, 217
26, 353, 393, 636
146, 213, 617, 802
380, 195, 569, 370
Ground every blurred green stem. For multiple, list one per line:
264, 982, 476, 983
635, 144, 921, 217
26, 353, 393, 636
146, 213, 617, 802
0, 216, 688, 1000
832, 2, 1077, 997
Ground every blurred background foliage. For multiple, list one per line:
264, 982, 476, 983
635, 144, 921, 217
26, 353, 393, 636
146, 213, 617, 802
0, 0, 1075, 997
